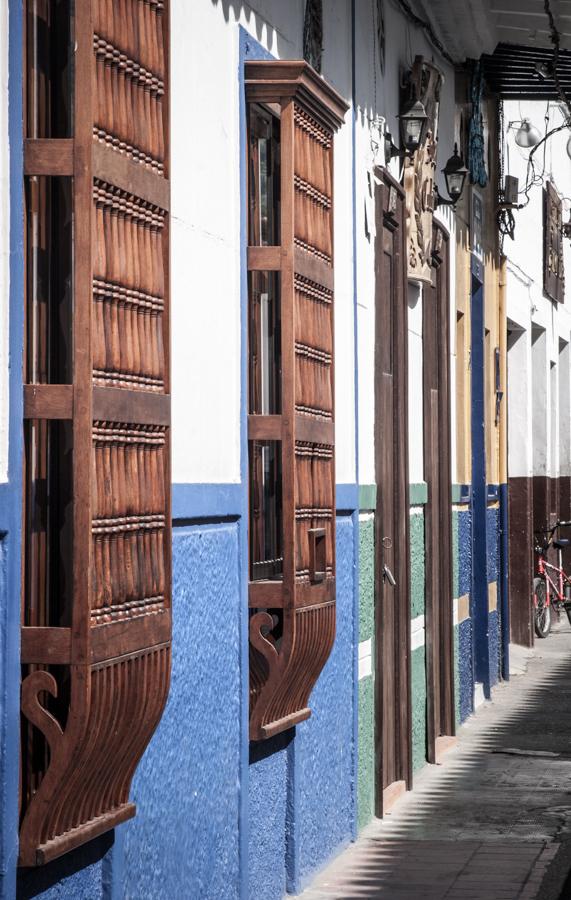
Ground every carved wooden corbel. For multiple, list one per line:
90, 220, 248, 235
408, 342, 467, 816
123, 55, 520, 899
402, 56, 444, 285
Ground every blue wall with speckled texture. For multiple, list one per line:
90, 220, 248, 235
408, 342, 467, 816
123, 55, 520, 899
247, 516, 357, 898
12, 512, 357, 900
119, 523, 242, 900
488, 609, 500, 687
487, 506, 500, 583
248, 734, 290, 900
295, 516, 355, 887
457, 510, 472, 598
458, 619, 474, 722
456, 507, 473, 723
16, 836, 112, 900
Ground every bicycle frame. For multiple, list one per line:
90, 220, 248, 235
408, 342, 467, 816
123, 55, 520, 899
537, 556, 569, 604
535, 520, 571, 606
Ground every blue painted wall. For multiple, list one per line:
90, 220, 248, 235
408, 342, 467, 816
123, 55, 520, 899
248, 734, 290, 900
248, 516, 357, 899
486, 505, 501, 687
1, 1, 25, 896
295, 516, 355, 888
486, 506, 500, 583
470, 261, 490, 695
456, 508, 473, 724
457, 509, 472, 599
16, 837, 112, 900
120, 523, 243, 900
457, 619, 474, 723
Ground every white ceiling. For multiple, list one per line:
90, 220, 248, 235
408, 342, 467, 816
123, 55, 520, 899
409, 0, 571, 62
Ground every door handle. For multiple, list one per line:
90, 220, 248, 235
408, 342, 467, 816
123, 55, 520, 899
383, 564, 396, 587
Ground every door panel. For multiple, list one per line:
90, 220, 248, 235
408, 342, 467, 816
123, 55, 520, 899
423, 225, 455, 763
374, 169, 411, 814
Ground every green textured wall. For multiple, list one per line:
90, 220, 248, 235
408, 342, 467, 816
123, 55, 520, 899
411, 646, 427, 772
410, 511, 425, 619
409, 510, 427, 773
359, 516, 375, 641
357, 502, 431, 824
357, 675, 375, 830
357, 515, 375, 830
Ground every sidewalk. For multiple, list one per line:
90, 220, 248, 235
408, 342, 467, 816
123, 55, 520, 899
296, 619, 571, 900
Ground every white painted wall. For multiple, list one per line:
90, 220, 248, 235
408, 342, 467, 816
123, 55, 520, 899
503, 99, 571, 483
170, 0, 355, 485
507, 323, 532, 479
532, 327, 548, 474
352, 0, 456, 489
560, 340, 571, 477
0, 4, 8, 484
408, 284, 424, 483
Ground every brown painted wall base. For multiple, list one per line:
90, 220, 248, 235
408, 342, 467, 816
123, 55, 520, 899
508, 476, 534, 648
510, 476, 571, 648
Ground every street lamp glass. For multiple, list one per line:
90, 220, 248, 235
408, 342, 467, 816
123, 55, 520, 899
442, 144, 468, 203
398, 98, 428, 154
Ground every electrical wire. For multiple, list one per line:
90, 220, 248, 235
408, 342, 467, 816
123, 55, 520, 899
391, 0, 455, 66
505, 2, 571, 208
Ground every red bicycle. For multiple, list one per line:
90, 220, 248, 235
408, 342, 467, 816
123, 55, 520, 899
534, 520, 571, 637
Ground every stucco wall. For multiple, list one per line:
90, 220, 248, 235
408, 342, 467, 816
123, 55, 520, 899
0, 0, 8, 485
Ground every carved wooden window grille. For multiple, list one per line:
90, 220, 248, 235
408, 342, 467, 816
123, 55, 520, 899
544, 181, 565, 303
245, 62, 347, 741
20, 0, 171, 866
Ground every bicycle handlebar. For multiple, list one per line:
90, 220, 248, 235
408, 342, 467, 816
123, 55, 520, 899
534, 520, 571, 553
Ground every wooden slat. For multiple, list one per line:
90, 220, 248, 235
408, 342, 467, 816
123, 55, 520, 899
90, 612, 172, 663
247, 246, 282, 271
248, 414, 282, 440
293, 246, 334, 290
21, 627, 72, 664
24, 139, 74, 176
260, 707, 311, 739
23, 384, 74, 419
36, 804, 136, 866
92, 141, 169, 210
295, 415, 334, 445
92, 386, 171, 425
248, 581, 284, 608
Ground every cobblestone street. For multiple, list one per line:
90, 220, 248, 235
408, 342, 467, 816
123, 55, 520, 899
297, 621, 571, 900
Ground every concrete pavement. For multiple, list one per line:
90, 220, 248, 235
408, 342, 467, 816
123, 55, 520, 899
296, 616, 571, 899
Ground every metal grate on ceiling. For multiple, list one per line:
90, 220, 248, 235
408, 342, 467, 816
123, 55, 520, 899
481, 42, 571, 98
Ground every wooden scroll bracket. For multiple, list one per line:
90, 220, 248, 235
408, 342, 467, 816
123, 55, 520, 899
21, 671, 64, 758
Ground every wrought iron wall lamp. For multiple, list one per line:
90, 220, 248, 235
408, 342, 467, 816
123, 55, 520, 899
434, 144, 468, 209
385, 97, 429, 160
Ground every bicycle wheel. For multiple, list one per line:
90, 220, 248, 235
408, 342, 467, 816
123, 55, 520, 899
534, 576, 552, 638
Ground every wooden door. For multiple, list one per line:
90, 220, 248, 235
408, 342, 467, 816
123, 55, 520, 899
374, 168, 411, 815
423, 224, 455, 763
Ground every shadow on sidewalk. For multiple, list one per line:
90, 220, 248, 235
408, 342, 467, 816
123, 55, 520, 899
298, 623, 571, 899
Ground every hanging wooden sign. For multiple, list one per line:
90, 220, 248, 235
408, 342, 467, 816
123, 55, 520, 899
544, 181, 565, 303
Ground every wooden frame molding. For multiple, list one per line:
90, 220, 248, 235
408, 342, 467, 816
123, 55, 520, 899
374, 167, 412, 815
423, 222, 455, 763
19, 0, 171, 866
245, 61, 347, 741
